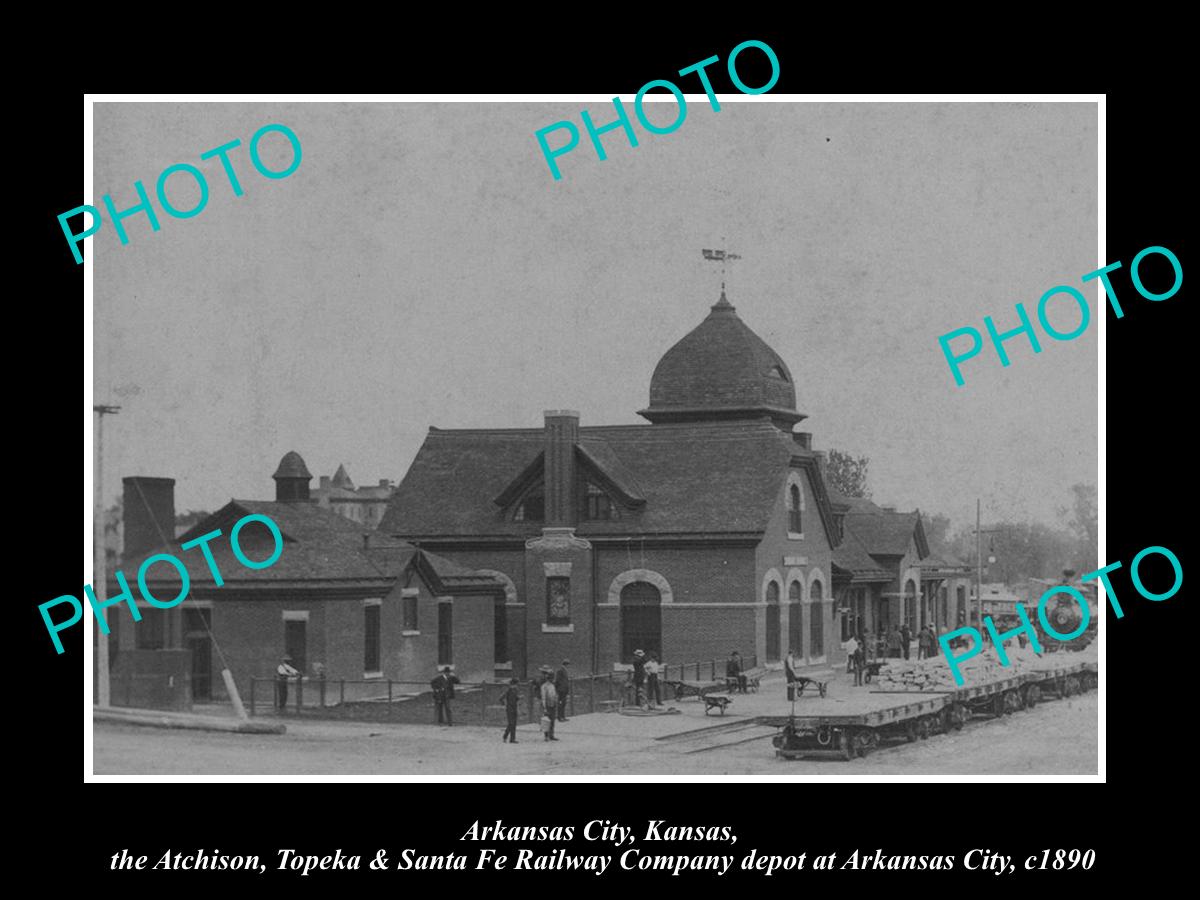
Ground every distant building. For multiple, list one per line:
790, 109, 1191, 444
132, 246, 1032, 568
976, 582, 1023, 621
312, 463, 395, 529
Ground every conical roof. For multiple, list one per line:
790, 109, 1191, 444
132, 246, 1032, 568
331, 463, 355, 490
638, 292, 804, 428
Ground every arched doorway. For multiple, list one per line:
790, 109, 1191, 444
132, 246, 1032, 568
765, 581, 781, 662
620, 581, 662, 663
787, 581, 803, 659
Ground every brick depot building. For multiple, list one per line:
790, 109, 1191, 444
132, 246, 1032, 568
111, 456, 504, 707
382, 291, 914, 678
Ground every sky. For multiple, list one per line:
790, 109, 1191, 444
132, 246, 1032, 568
93, 100, 1098, 532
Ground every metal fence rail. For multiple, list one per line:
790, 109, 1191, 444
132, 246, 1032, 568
248, 654, 760, 725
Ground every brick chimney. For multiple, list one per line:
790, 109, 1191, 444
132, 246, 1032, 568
122, 476, 176, 563
543, 410, 579, 527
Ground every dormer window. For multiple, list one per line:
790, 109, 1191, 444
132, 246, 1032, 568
583, 484, 612, 521
514, 489, 544, 522
767, 365, 789, 382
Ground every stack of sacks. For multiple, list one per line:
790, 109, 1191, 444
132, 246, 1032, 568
873, 654, 1012, 691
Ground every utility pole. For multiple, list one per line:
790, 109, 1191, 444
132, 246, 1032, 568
972, 500, 1003, 632
94, 404, 120, 707
975, 499, 983, 631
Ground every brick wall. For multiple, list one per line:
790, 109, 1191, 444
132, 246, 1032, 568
753, 467, 842, 668
204, 582, 495, 701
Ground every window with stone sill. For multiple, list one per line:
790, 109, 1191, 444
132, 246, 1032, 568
546, 576, 571, 626
402, 594, 418, 632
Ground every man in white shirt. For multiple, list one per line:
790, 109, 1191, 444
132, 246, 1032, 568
539, 666, 559, 741
785, 648, 800, 701
841, 635, 862, 686
644, 656, 661, 708
276, 655, 300, 711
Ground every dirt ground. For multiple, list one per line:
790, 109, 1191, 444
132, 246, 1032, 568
93, 692, 1098, 776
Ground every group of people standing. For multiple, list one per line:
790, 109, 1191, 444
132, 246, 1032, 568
629, 649, 664, 707
882, 623, 941, 660
500, 660, 575, 743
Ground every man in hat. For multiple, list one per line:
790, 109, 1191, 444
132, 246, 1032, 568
502, 677, 521, 743
726, 650, 747, 693
538, 666, 559, 740
430, 666, 460, 726
631, 650, 647, 707
554, 660, 571, 722
276, 655, 300, 711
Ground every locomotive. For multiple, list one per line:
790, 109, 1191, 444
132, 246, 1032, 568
1032, 578, 1098, 652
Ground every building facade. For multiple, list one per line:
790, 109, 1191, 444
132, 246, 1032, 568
111, 455, 504, 708
312, 463, 396, 529
382, 293, 850, 678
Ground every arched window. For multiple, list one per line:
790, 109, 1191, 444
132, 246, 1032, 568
787, 581, 803, 657
765, 581, 781, 662
788, 484, 802, 534
809, 580, 824, 658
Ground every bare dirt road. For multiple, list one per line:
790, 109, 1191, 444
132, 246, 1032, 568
94, 692, 1098, 776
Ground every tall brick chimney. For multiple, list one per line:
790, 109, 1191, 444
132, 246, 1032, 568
122, 476, 176, 563
543, 410, 579, 527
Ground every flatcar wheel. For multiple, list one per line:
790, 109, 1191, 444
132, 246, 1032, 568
841, 728, 857, 761
916, 716, 931, 740
854, 730, 876, 757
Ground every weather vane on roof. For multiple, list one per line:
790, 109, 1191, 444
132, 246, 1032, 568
701, 244, 741, 293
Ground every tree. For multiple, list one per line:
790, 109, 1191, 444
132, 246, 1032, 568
1062, 482, 1098, 571
826, 449, 871, 498
946, 519, 1078, 585
923, 512, 953, 557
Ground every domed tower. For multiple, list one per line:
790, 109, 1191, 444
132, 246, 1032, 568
273, 450, 313, 501
638, 291, 806, 430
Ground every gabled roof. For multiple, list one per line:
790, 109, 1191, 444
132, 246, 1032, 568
381, 420, 839, 542
831, 528, 891, 583
576, 441, 646, 505
920, 551, 970, 574
123, 499, 501, 596
834, 494, 930, 559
